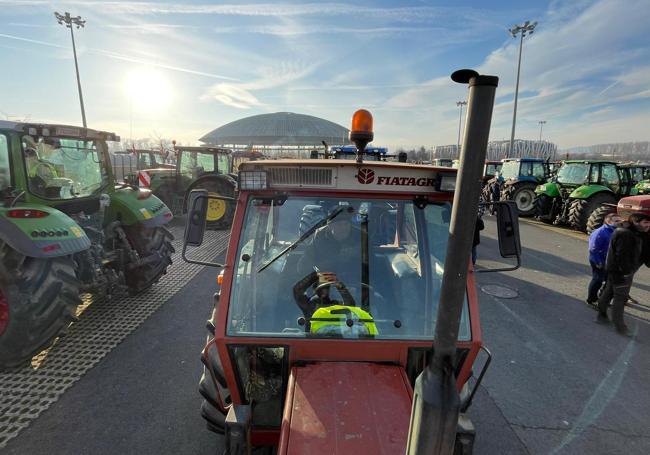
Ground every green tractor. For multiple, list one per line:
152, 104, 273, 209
535, 160, 637, 232
625, 163, 650, 195
499, 157, 552, 216
0, 121, 174, 369
584, 163, 650, 233
141, 146, 237, 230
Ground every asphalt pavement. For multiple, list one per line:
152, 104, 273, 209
2, 217, 649, 454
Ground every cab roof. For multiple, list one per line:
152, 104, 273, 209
0, 120, 119, 141
563, 159, 617, 165
239, 159, 457, 195
174, 145, 231, 154
502, 157, 545, 162
240, 158, 456, 172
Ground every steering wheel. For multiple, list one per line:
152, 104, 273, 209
312, 280, 356, 307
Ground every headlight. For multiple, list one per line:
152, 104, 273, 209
239, 170, 268, 190
438, 174, 456, 192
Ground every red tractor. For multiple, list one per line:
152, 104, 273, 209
183, 71, 519, 453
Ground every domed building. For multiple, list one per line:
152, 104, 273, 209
199, 112, 350, 157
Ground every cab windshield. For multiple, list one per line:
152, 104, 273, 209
499, 161, 519, 179
227, 195, 471, 340
22, 135, 109, 200
557, 163, 590, 185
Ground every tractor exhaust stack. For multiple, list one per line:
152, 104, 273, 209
406, 70, 498, 454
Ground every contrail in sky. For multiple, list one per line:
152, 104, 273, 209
0, 32, 237, 81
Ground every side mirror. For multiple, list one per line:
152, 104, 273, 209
184, 189, 208, 247
182, 190, 233, 268
476, 201, 521, 273
495, 201, 521, 259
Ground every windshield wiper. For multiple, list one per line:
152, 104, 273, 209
257, 206, 345, 273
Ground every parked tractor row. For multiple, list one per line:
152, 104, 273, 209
479, 156, 649, 234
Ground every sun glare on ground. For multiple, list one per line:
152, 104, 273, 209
126, 68, 172, 112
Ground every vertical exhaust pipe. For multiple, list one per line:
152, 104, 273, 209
406, 70, 498, 454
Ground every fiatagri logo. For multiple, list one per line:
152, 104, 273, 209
356, 168, 436, 187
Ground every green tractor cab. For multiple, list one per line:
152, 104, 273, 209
535, 160, 637, 232
499, 157, 551, 216
111, 148, 175, 183
0, 121, 174, 369
622, 163, 650, 195
141, 145, 237, 230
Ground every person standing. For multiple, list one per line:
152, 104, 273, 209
597, 213, 650, 335
586, 212, 623, 306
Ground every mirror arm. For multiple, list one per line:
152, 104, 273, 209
181, 241, 225, 268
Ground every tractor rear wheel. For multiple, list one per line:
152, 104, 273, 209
0, 241, 81, 370
586, 205, 617, 234
503, 182, 537, 217
185, 179, 236, 230
568, 193, 617, 232
122, 225, 174, 295
535, 194, 554, 224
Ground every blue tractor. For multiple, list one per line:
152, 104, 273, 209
499, 157, 552, 216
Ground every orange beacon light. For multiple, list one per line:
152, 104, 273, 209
349, 109, 374, 163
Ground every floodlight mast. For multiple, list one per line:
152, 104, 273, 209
538, 120, 546, 141
456, 101, 467, 154
508, 20, 537, 156
54, 11, 87, 128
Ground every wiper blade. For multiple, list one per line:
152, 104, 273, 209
257, 206, 345, 273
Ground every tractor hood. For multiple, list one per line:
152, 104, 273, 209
278, 362, 412, 455
617, 195, 650, 217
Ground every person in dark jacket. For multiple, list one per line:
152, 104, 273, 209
587, 213, 623, 305
597, 213, 650, 335
472, 216, 485, 265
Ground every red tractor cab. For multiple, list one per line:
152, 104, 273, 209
183, 73, 514, 454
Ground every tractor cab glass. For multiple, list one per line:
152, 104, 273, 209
484, 162, 501, 176
499, 160, 519, 179
228, 195, 471, 340
557, 163, 589, 185
180, 151, 231, 179
0, 134, 9, 192
138, 152, 155, 169
22, 135, 109, 200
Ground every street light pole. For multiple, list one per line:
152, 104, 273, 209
456, 101, 467, 154
55, 12, 87, 128
538, 120, 546, 141
508, 20, 537, 156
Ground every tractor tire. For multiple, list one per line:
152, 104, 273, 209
122, 225, 175, 295
200, 318, 231, 434
185, 178, 236, 231
568, 193, 617, 233
535, 194, 554, 224
0, 241, 81, 370
503, 182, 537, 217
586, 205, 617, 235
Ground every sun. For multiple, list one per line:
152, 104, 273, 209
126, 69, 172, 112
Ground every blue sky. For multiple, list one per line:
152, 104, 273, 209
1, 0, 649, 149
